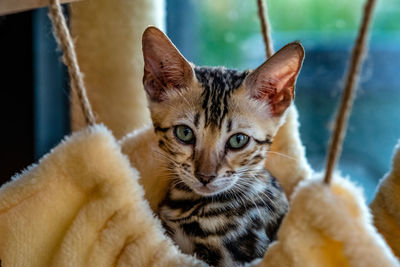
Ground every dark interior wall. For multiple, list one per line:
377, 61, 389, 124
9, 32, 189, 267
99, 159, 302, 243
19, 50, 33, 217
0, 11, 34, 184
33, 8, 69, 161
0, 8, 69, 186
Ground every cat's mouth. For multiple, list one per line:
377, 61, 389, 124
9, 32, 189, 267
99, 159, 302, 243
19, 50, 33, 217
190, 177, 237, 196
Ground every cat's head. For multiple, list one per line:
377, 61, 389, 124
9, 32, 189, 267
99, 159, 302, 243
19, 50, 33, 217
142, 26, 304, 196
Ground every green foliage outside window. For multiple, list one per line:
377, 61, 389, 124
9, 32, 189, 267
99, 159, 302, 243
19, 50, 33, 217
196, 0, 400, 67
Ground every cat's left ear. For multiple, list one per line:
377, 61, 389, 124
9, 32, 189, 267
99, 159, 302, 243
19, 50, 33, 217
245, 42, 304, 117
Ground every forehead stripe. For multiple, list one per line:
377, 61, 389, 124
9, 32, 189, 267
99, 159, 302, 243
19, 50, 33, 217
194, 113, 200, 128
195, 67, 249, 128
227, 119, 232, 132
154, 125, 170, 133
254, 138, 273, 145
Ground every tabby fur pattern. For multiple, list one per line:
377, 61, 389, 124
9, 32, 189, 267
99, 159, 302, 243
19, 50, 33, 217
141, 27, 304, 266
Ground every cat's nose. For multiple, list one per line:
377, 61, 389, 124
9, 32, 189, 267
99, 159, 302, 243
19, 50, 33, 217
195, 172, 216, 185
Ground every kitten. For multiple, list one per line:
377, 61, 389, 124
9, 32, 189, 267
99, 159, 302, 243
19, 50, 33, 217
141, 26, 304, 266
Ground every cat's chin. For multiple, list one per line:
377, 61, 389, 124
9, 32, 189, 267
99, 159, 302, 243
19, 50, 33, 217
193, 186, 222, 196
191, 181, 235, 197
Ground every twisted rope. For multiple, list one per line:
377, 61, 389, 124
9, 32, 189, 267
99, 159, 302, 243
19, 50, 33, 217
324, 0, 377, 184
48, 0, 96, 126
256, 0, 274, 58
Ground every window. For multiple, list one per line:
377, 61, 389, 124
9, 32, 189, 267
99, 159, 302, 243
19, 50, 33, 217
167, 0, 400, 202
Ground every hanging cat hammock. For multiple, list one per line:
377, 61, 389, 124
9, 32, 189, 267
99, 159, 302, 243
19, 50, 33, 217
0, 0, 399, 266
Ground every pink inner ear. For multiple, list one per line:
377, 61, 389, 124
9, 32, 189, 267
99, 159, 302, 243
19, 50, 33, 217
142, 27, 194, 102
143, 55, 191, 102
254, 69, 296, 116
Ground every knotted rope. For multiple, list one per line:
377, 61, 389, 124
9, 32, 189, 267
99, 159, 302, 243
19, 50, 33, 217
48, 0, 96, 126
323, 0, 377, 184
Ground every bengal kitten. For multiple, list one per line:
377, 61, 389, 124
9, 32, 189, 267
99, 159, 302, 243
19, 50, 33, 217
142, 27, 304, 266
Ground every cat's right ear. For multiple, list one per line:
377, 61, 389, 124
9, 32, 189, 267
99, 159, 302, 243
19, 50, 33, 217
245, 42, 304, 117
142, 26, 194, 102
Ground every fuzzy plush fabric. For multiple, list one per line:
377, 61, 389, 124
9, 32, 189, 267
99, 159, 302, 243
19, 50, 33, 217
69, 0, 164, 139
265, 105, 312, 198
0, 125, 204, 267
370, 141, 400, 258
0, 0, 398, 264
258, 174, 400, 267
1, 126, 398, 266
120, 121, 400, 266
120, 125, 169, 211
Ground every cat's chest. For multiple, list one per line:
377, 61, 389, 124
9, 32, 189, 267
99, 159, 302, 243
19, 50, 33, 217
161, 198, 272, 266
158, 178, 288, 266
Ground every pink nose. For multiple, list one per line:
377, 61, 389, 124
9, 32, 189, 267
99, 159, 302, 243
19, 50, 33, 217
195, 173, 216, 185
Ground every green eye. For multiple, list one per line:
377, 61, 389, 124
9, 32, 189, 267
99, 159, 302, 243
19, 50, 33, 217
227, 133, 249, 150
174, 125, 195, 144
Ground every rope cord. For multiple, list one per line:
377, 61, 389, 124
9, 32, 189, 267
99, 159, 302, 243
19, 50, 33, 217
324, 0, 377, 184
256, 0, 274, 58
48, 0, 96, 126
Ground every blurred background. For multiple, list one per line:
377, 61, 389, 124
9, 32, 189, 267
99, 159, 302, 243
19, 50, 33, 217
1, 0, 399, 202
168, 0, 400, 202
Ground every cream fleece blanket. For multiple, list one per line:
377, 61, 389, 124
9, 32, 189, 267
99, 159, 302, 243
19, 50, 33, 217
0, 125, 203, 267
1, 124, 398, 266
1, 0, 398, 263
259, 175, 399, 267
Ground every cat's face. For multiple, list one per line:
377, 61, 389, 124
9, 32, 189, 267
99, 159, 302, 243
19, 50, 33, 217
142, 26, 304, 196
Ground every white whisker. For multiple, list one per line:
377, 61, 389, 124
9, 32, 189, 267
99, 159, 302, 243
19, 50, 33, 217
267, 151, 297, 161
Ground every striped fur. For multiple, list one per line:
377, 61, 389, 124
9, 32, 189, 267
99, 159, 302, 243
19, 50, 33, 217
142, 27, 304, 267
159, 169, 288, 266
154, 67, 289, 266
195, 67, 249, 128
